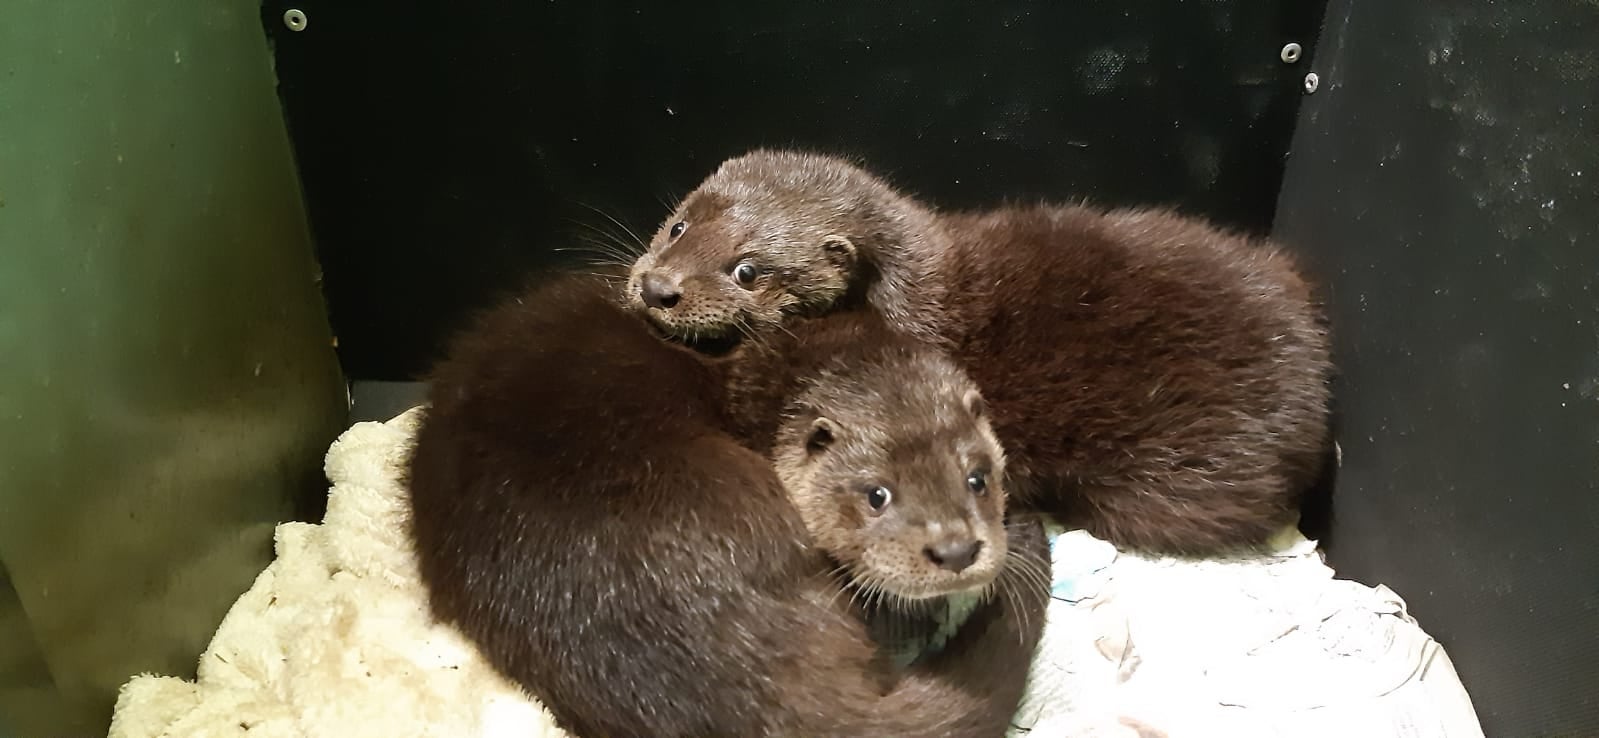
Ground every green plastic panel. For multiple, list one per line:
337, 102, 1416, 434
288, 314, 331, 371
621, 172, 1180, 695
0, 1, 348, 733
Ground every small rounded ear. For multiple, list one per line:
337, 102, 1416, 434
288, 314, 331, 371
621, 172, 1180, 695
805, 417, 838, 456
962, 388, 987, 419
820, 234, 857, 268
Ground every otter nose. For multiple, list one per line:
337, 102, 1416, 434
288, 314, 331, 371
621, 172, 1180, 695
924, 540, 982, 573
640, 272, 682, 310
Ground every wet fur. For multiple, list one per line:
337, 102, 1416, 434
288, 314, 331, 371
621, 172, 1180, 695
630, 150, 1334, 555
407, 274, 1049, 738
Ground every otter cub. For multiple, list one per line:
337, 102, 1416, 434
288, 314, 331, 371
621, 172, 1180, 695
628, 149, 1334, 555
719, 308, 1046, 665
407, 274, 1048, 738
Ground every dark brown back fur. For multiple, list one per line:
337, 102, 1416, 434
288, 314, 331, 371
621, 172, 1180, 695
406, 274, 1047, 738
629, 150, 1334, 556
937, 204, 1331, 553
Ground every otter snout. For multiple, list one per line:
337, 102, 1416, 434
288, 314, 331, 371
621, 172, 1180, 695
924, 539, 982, 573
639, 271, 682, 310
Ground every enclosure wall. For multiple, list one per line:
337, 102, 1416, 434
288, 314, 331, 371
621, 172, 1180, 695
0, 1, 348, 733
259, 0, 1325, 383
1272, 1, 1599, 734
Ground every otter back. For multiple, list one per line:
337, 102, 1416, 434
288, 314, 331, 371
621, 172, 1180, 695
406, 274, 1047, 738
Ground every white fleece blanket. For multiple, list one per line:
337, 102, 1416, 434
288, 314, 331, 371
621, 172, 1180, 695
107, 409, 1485, 738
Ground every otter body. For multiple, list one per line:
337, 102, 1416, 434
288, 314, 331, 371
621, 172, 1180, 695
407, 274, 1048, 738
629, 150, 1333, 555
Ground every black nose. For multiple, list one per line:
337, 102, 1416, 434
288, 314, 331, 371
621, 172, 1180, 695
924, 540, 982, 573
640, 272, 681, 310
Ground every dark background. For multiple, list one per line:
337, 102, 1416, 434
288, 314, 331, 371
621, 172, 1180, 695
261, 0, 1324, 381
261, 0, 1598, 735
1272, 1, 1599, 735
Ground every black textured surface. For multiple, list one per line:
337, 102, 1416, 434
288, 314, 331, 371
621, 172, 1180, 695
1273, 1, 1599, 734
262, 0, 1324, 380
349, 380, 429, 424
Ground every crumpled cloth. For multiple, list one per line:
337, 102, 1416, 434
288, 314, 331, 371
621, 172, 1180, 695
1011, 528, 1485, 737
108, 408, 1484, 738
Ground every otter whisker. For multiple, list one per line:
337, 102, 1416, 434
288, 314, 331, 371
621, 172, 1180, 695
568, 237, 634, 258
844, 564, 877, 613
857, 582, 878, 614
861, 577, 885, 611
989, 565, 1036, 650
565, 229, 642, 264
577, 258, 631, 275
573, 201, 648, 252
1000, 575, 1031, 648
553, 245, 630, 268
564, 223, 645, 266
867, 578, 894, 614
888, 589, 909, 617
770, 319, 799, 343
1006, 546, 1048, 578
730, 316, 761, 351
563, 214, 639, 249
1005, 549, 1052, 596
734, 315, 781, 354
820, 563, 855, 611
656, 189, 684, 213
1021, 551, 1054, 591
557, 232, 634, 255
555, 239, 637, 270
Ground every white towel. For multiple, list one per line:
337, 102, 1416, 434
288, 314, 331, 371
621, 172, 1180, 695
108, 409, 1485, 738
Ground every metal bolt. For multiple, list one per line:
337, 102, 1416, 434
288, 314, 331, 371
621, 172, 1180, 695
1280, 42, 1303, 64
283, 9, 308, 32
1303, 72, 1320, 94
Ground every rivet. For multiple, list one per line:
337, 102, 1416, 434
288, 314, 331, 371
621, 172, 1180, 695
1303, 72, 1320, 94
283, 9, 308, 32
1280, 43, 1303, 64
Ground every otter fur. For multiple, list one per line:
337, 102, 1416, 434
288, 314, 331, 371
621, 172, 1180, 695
628, 150, 1334, 555
406, 273, 1049, 738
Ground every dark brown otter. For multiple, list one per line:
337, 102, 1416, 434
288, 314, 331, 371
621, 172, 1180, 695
717, 307, 1052, 666
627, 149, 1334, 555
406, 273, 1049, 738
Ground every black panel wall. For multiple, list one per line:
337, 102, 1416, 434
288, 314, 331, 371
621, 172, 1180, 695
1272, 1, 1599, 735
261, 0, 1324, 381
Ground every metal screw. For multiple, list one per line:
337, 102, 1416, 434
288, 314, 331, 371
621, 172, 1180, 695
283, 8, 308, 32
1303, 72, 1320, 94
1280, 43, 1303, 64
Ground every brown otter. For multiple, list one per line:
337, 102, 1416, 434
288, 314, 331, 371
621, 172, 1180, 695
627, 149, 1334, 555
717, 307, 1053, 666
406, 273, 1049, 738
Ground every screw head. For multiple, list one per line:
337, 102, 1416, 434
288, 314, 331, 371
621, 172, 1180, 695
283, 9, 308, 32
1280, 42, 1303, 64
1303, 72, 1320, 94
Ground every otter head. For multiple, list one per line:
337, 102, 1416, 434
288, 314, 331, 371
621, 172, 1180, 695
771, 348, 1009, 601
627, 150, 938, 347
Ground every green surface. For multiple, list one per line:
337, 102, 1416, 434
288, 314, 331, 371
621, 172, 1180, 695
0, 1, 348, 733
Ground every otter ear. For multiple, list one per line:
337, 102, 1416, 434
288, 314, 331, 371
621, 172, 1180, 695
805, 417, 838, 456
820, 234, 857, 268
962, 388, 988, 420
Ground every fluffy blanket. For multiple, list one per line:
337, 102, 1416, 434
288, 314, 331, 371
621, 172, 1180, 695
107, 409, 1485, 738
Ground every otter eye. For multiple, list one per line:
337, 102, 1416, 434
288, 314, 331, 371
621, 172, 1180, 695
966, 470, 988, 495
865, 486, 892, 512
732, 262, 758, 287
668, 221, 686, 239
